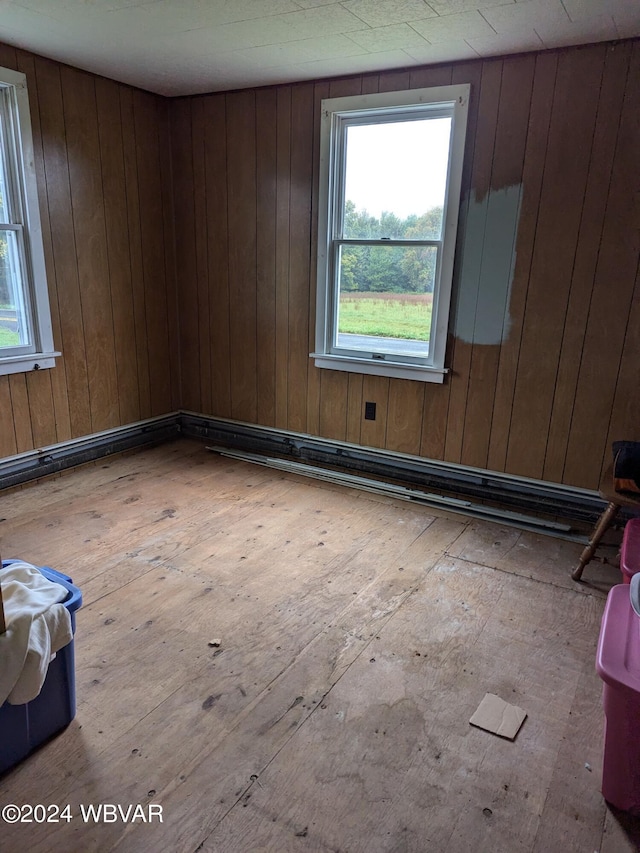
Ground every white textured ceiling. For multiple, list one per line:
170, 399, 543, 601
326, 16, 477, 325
0, 0, 638, 96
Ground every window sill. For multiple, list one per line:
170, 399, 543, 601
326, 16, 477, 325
311, 352, 447, 383
0, 352, 60, 377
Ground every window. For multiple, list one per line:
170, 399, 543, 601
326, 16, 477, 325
0, 66, 57, 377
312, 85, 469, 383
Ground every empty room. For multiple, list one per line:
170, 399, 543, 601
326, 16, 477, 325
0, 1, 639, 851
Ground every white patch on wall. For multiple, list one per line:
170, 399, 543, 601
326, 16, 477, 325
452, 184, 523, 346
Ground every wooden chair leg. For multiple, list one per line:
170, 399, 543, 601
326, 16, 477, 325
572, 502, 620, 581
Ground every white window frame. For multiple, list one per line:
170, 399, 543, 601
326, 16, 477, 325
312, 85, 469, 384
0, 65, 58, 377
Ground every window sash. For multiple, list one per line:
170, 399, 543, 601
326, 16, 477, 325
335, 238, 442, 247
314, 84, 470, 383
328, 239, 442, 364
0, 85, 24, 225
0, 83, 35, 356
0, 66, 58, 375
0, 225, 35, 356
331, 108, 453, 243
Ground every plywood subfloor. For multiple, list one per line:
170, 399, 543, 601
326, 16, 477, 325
0, 439, 636, 852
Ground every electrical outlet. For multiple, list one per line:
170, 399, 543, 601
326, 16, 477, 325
364, 401, 376, 421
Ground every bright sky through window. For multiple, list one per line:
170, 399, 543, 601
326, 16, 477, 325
344, 118, 452, 220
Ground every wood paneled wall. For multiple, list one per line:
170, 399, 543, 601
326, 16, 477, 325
2, 38, 637, 494
171, 39, 640, 491
0, 44, 179, 460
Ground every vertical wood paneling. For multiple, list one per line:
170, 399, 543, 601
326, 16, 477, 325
305, 80, 331, 437
0, 377, 17, 457
134, 90, 173, 417
318, 370, 348, 442
409, 64, 453, 89
605, 268, 640, 465
562, 41, 640, 487
317, 76, 363, 442
192, 98, 211, 415
543, 42, 633, 483
4, 38, 639, 496
388, 377, 425, 454
226, 90, 257, 423
420, 384, 448, 461
17, 49, 69, 445
378, 70, 411, 93
387, 380, 424, 455
275, 87, 291, 429
95, 77, 140, 426
256, 88, 278, 427
505, 46, 607, 479
460, 54, 535, 470
25, 371, 56, 447
8, 375, 33, 452
420, 60, 482, 462
445, 59, 503, 464
0, 42, 17, 68
158, 98, 181, 412
360, 375, 389, 449
61, 66, 119, 432
203, 94, 232, 419
345, 374, 363, 445
0, 45, 176, 458
120, 86, 152, 419
171, 98, 198, 412
361, 74, 379, 95
486, 51, 558, 474
318, 371, 349, 442
169, 39, 640, 491
37, 58, 92, 438
287, 83, 314, 433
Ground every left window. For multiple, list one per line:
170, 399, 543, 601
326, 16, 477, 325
0, 66, 57, 377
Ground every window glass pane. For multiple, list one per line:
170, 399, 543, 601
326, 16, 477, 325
336, 243, 437, 357
0, 124, 8, 222
343, 118, 451, 240
0, 229, 29, 349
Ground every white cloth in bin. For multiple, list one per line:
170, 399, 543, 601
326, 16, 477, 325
0, 562, 72, 706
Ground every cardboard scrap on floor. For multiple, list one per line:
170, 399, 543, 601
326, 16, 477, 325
469, 693, 527, 741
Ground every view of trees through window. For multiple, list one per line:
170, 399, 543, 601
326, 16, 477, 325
340, 199, 441, 293
337, 201, 442, 352
334, 115, 450, 355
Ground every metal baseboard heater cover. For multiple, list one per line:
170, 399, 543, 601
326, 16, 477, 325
180, 413, 606, 530
0, 414, 181, 490
208, 446, 580, 538
0, 410, 608, 534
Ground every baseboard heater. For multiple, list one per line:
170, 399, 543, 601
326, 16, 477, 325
181, 413, 608, 531
0, 414, 180, 490
209, 446, 584, 538
0, 410, 610, 535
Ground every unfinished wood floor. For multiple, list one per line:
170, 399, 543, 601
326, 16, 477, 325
0, 439, 636, 853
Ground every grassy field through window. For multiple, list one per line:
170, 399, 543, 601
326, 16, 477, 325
338, 292, 433, 341
0, 327, 19, 347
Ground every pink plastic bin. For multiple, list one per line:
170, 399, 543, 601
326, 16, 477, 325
596, 584, 640, 811
621, 518, 640, 584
